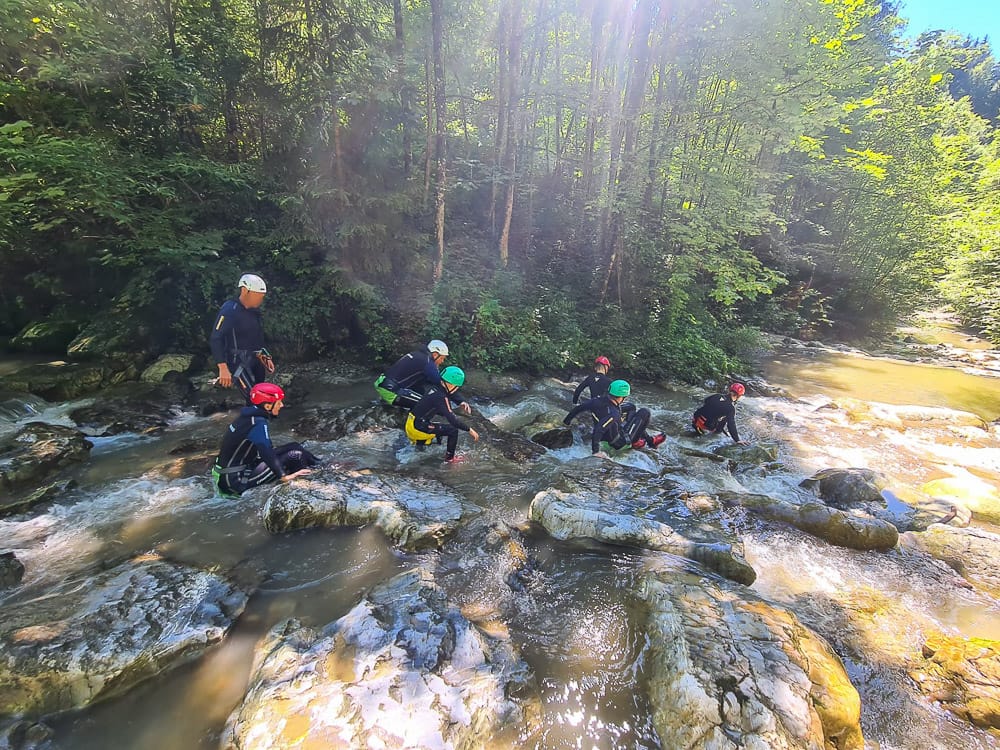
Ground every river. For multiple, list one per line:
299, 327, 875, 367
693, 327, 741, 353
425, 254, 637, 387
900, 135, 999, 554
2, 326, 1000, 749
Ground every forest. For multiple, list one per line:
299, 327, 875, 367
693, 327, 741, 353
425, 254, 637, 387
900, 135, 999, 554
1, 0, 998, 381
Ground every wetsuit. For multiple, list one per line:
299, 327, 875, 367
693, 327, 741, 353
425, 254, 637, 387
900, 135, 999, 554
213, 406, 318, 496
692, 394, 739, 442
572, 373, 612, 403
409, 385, 470, 460
210, 299, 267, 403
375, 348, 466, 410
564, 395, 655, 453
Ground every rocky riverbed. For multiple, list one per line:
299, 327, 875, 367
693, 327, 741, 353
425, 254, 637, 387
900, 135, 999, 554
1, 339, 1000, 749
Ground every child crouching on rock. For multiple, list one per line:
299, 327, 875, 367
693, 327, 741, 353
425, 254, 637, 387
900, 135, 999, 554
563, 379, 665, 458
405, 366, 480, 463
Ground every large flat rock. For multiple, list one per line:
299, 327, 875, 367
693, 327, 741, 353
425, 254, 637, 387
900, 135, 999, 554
222, 567, 539, 749
0, 557, 250, 717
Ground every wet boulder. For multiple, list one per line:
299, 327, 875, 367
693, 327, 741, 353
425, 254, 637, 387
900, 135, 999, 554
0, 362, 104, 402
262, 467, 477, 551
288, 402, 401, 441
908, 633, 1000, 731
0, 480, 78, 517
9, 320, 79, 354
530, 427, 573, 450
283, 360, 377, 391
0, 358, 140, 401
0, 557, 250, 717
717, 492, 899, 551
463, 368, 530, 398
0, 423, 91, 503
186, 373, 245, 417
742, 377, 787, 398
640, 574, 864, 750
529, 485, 756, 585
139, 354, 196, 383
901, 524, 1000, 597
513, 409, 574, 450
0, 552, 25, 589
713, 442, 780, 465
800, 467, 889, 509
467, 411, 547, 462
222, 567, 539, 750
69, 382, 191, 437
0, 718, 54, 749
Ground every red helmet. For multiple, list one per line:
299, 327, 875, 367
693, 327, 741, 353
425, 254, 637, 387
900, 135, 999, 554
250, 382, 285, 405
729, 383, 746, 396
595, 356, 611, 367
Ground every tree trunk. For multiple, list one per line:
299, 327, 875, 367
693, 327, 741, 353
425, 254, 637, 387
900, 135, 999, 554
498, 0, 524, 268
490, 1, 510, 238
582, 5, 607, 200
598, 0, 656, 303
210, 0, 241, 162
430, 0, 447, 283
424, 48, 434, 206
393, 0, 412, 175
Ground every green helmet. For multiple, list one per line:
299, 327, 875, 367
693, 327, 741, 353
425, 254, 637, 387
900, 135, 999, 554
608, 379, 630, 397
441, 366, 465, 387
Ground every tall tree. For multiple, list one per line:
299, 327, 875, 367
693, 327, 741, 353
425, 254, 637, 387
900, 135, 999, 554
430, 0, 447, 282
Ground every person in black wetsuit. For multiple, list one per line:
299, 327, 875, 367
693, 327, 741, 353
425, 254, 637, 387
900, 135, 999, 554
563, 379, 665, 457
407, 366, 480, 463
692, 382, 748, 444
374, 339, 472, 414
573, 355, 613, 403
212, 383, 318, 497
209, 273, 275, 404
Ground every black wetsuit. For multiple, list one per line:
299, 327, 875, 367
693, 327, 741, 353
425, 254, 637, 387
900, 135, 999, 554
210, 299, 267, 403
213, 406, 318, 496
692, 394, 739, 442
564, 395, 654, 453
410, 385, 470, 459
376, 348, 466, 410
573, 373, 612, 403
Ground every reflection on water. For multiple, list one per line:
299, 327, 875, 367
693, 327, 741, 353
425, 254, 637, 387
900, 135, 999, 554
512, 547, 660, 749
765, 351, 1000, 421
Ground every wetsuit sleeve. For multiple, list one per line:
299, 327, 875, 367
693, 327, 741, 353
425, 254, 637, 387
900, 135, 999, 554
442, 396, 470, 431
209, 303, 234, 365
725, 403, 739, 443
248, 419, 284, 477
564, 399, 593, 425
572, 376, 592, 404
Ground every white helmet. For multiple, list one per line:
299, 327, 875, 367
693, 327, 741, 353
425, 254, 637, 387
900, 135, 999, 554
238, 273, 267, 293
427, 339, 449, 356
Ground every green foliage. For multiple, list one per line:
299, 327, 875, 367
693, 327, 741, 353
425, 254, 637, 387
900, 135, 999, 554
0, 0, 997, 369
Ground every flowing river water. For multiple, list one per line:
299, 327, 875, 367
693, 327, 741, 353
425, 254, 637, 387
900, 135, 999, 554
3, 327, 1000, 749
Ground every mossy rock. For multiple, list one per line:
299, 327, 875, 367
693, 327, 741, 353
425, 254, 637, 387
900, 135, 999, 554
10, 321, 80, 354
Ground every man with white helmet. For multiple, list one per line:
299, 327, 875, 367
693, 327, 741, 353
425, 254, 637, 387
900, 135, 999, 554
375, 339, 472, 413
209, 273, 275, 404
